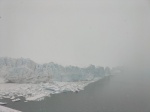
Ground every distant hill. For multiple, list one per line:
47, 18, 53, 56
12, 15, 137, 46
0, 57, 110, 83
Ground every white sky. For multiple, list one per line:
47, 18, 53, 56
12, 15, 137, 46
0, 0, 150, 67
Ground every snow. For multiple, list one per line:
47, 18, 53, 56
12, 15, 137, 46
0, 105, 21, 112
0, 78, 101, 101
0, 78, 6, 84
26, 94, 47, 101
0, 57, 107, 83
12, 98, 20, 102
0, 102, 7, 105
0, 57, 112, 102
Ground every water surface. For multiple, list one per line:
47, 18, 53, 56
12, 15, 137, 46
2, 73, 150, 112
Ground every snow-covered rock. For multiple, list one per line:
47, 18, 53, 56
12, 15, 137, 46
0, 78, 101, 101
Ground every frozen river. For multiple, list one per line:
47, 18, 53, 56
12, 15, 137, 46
1, 72, 150, 112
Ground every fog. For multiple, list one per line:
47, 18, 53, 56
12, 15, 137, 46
0, 0, 150, 68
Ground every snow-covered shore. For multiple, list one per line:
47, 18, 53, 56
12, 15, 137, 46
0, 78, 101, 102
0, 57, 113, 102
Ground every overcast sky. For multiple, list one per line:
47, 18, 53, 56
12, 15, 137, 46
0, 0, 150, 67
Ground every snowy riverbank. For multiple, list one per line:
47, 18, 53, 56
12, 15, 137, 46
0, 78, 101, 102
0, 57, 114, 102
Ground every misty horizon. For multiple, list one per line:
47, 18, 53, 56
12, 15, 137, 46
0, 0, 150, 68
0, 0, 150, 112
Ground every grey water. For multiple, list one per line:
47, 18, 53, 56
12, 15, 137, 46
2, 72, 150, 112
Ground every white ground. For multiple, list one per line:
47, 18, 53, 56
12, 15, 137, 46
0, 78, 101, 102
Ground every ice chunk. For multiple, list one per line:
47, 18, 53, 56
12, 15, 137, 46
26, 94, 46, 101
12, 98, 21, 102
0, 102, 7, 105
0, 105, 21, 112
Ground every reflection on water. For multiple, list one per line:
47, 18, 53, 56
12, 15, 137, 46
2, 73, 150, 112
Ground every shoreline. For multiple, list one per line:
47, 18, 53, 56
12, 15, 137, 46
0, 77, 103, 102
